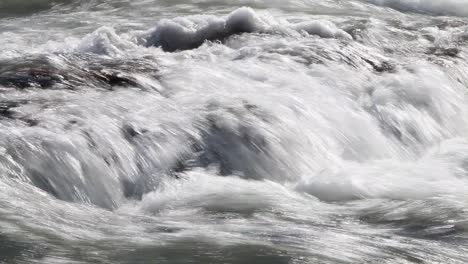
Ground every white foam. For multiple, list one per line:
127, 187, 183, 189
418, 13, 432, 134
75, 27, 137, 56
143, 7, 263, 52
42, 27, 137, 56
298, 138, 468, 201
3, 8, 351, 57
293, 20, 352, 40
138, 169, 311, 215
143, 7, 351, 52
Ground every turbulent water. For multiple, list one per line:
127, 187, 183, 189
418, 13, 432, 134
1, 0, 468, 263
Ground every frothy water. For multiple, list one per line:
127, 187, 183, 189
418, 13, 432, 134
1, 1, 468, 263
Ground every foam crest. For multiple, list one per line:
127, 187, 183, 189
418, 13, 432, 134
143, 7, 264, 52
143, 7, 351, 52
293, 20, 352, 40
75, 27, 137, 56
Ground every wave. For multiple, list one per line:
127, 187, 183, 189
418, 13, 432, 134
141, 7, 352, 52
367, 0, 468, 16
6, 8, 352, 57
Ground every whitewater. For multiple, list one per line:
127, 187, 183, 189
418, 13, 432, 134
0, 0, 468, 263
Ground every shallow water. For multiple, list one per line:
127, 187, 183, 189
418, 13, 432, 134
1, 0, 468, 263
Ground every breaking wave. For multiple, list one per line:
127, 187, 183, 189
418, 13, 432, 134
142, 7, 352, 52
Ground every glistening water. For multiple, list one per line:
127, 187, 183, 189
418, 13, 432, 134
1, 0, 468, 263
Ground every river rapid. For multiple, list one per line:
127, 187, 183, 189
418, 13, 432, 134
1, 0, 468, 263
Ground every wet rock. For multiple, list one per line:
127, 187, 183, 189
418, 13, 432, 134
426, 47, 459, 57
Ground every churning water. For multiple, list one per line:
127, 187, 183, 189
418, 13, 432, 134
0, 0, 468, 263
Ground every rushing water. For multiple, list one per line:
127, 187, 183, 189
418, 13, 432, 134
1, 0, 468, 263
